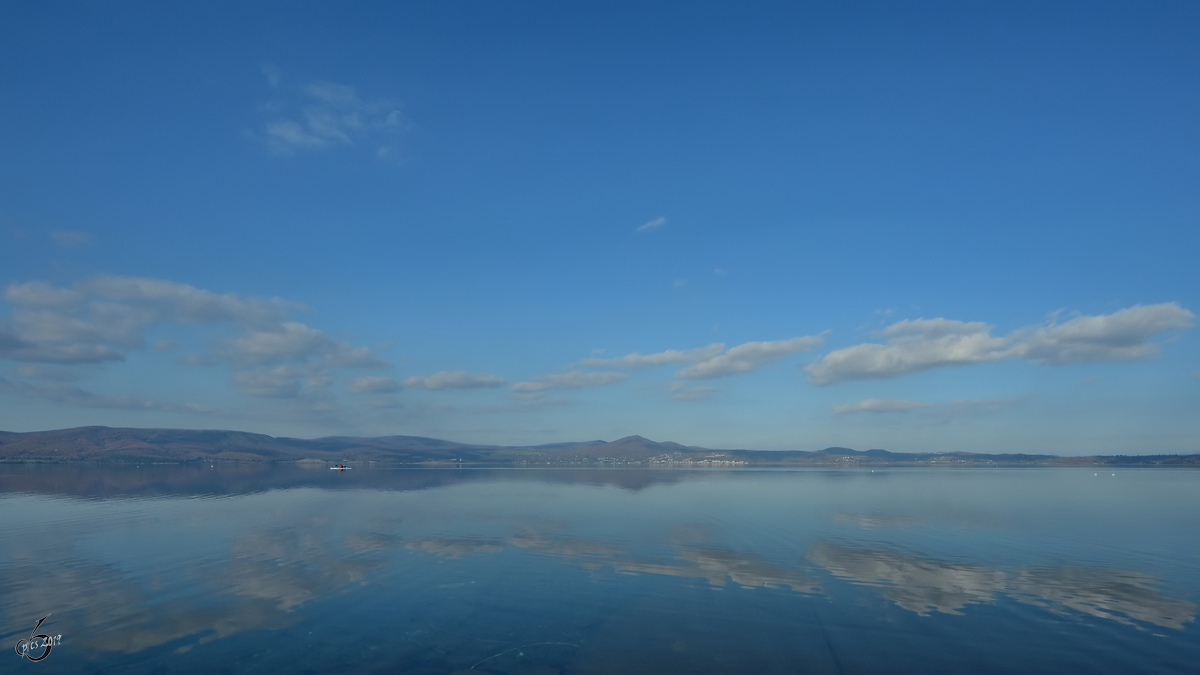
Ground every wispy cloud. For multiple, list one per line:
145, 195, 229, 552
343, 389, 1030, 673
260, 62, 282, 88
582, 344, 724, 369
175, 353, 218, 366
365, 396, 403, 408
511, 370, 627, 393
50, 229, 92, 249
635, 216, 666, 233
676, 335, 826, 379
403, 371, 507, 390
585, 336, 824, 380
0, 376, 214, 413
233, 367, 308, 398
832, 397, 1018, 418
1, 275, 388, 408
259, 75, 407, 159
669, 383, 717, 400
806, 304, 1194, 385
832, 399, 932, 414
228, 363, 346, 400
77, 275, 299, 324
13, 364, 82, 381
218, 322, 386, 369
1017, 304, 1194, 364
3, 281, 85, 310
347, 376, 399, 394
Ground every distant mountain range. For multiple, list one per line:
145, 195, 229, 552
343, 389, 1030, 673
0, 426, 1196, 466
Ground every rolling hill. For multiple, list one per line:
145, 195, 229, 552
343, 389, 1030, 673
1, 426, 1197, 466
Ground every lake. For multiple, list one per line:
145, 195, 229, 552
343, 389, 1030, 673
2, 464, 1198, 673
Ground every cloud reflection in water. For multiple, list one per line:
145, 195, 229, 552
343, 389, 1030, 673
1, 520, 392, 654
809, 542, 1196, 629
410, 529, 820, 594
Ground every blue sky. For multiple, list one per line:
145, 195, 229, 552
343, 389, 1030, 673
1, 1, 1197, 454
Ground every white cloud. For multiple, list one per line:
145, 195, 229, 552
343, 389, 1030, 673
676, 335, 825, 379
365, 397, 403, 408
3, 303, 158, 359
1013, 304, 1195, 364
3, 281, 84, 309
635, 216, 666, 233
832, 399, 932, 414
402, 371, 507, 390
265, 120, 328, 149
669, 383, 717, 401
0, 376, 213, 413
582, 344, 724, 369
219, 321, 386, 369
220, 329, 297, 364
176, 353, 218, 366
1, 275, 387, 414
326, 346, 385, 368
13, 364, 82, 381
583, 336, 824, 380
347, 376, 399, 394
832, 396, 1018, 419
77, 275, 296, 325
1, 275, 298, 364
806, 320, 1008, 385
233, 367, 305, 398
0, 311, 127, 363
261, 80, 406, 158
511, 370, 627, 393
806, 303, 1194, 385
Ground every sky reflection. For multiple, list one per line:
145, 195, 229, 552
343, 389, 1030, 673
810, 542, 1195, 629
1, 467, 1198, 673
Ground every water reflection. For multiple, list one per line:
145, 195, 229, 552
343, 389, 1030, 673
809, 542, 1196, 629
614, 543, 818, 593
408, 529, 820, 594
509, 530, 627, 561
613, 528, 818, 593
405, 537, 505, 558
225, 526, 384, 611
2, 508, 394, 654
1, 466, 1198, 673
832, 512, 920, 529
3, 556, 288, 654
0, 464, 692, 499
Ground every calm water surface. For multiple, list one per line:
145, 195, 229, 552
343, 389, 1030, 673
1, 465, 1198, 673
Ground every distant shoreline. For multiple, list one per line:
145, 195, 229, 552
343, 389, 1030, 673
1, 426, 1196, 467
3, 460, 1199, 468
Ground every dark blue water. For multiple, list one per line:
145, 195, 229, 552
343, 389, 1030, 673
2, 465, 1197, 673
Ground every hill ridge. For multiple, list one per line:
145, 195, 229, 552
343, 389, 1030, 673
0, 426, 1197, 466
